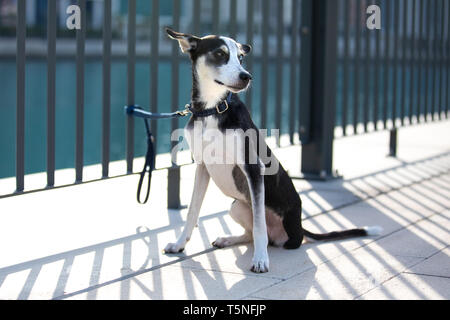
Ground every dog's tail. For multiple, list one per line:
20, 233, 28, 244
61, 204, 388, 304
303, 226, 383, 241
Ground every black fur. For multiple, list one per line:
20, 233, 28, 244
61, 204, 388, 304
194, 93, 371, 248
216, 94, 305, 248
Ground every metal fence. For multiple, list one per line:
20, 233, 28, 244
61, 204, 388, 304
6, 0, 304, 204
336, 0, 449, 136
3, 0, 449, 205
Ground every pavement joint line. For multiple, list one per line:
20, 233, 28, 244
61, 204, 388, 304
243, 296, 272, 300
402, 272, 450, 280
171, 262, 286, 281
238, 278, 289, 300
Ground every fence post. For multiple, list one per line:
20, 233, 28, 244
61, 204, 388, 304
389, 128, 398, 157
167, 166, 181, 209
298, 0, 340, 180
167, 0, 183, 210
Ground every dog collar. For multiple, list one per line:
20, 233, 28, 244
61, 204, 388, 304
188, 92, 232, 117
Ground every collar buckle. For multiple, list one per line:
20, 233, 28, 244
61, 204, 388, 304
216, 99, 229, 114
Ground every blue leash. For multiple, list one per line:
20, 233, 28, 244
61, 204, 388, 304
125, 93, 232, 204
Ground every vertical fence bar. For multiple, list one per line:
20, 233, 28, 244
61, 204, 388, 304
409, 0, 416, 123
47, 0, 56, 187
363, 0, 370, 132
75, 0, 86, 182
171, 0, 180, 155
382, 0, 390, 129
150, 0, 159, 152
400, 0, 407, 126
342, 0, 350, 136
275, 0, 284, 145
16, 0, 26, 192
392, 0, 399, 127
229, 0, 237, 39
438, 0, 445, 119
261, 0, 269, 129
445, 2, 450, 118
102, 0, 112, 178
417, 0, 424, 121
374, 0, 381, 129
353, 0, 361, 133
168, 0, 182, 209
424, 1, 430, 121
212, 0, 219, 34
126, 0, 136, 174
192, 0, 200, 35
299, 0, 312, 143
431, 0, 438, 120
245, 0, 254, 114
289, 0, 299, 143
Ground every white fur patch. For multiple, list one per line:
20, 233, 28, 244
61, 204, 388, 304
363, 226, 384, 236
195, 55, 228, 108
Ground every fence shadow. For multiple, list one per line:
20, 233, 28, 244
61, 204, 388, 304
0, 151, 449, 299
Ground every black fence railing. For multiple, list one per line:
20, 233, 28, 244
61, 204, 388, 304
1, 0, 449, 205
336, 0, 449, 136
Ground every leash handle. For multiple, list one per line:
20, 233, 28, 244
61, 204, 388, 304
136, 119, 155, 204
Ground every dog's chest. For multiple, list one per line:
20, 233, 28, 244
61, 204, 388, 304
185, 117, 246, 200
185, 117, 242, 165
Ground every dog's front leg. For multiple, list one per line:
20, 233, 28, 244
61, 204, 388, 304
239, 162, 269, 273
164, 164, 210, 253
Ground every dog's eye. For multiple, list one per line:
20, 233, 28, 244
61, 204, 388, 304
214, 50, 224, 57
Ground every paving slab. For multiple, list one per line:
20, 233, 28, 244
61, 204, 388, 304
250, 210, 448, 300
0, 121, 449, 300
371, 211, 449, 258
359, 273, 450, 300
405, 247, 450, 278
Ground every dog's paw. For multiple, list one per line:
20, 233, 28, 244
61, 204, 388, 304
251, 253, 269, 273
212, 237, 232, 249
163, 242, 185, 254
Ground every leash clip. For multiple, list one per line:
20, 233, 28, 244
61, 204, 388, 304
176, 104, 192, 117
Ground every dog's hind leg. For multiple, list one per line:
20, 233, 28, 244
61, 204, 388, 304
164, 164, 210, 253
212, 200, 252, 248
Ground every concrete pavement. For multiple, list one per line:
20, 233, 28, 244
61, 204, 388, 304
0, 120, 449, 300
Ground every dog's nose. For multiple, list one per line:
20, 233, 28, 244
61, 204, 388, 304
239, 72, 252, 82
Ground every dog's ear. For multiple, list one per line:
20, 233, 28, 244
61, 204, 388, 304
166, 27, 200, 53
239, 44, 252, 55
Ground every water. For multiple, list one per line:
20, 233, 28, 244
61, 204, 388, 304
0, 59, 298, 178
0, 58, 443, 179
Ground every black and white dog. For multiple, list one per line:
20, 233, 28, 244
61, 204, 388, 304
163, 28, 382, 273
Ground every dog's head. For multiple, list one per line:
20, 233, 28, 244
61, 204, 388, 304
166, 28, 252, 94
